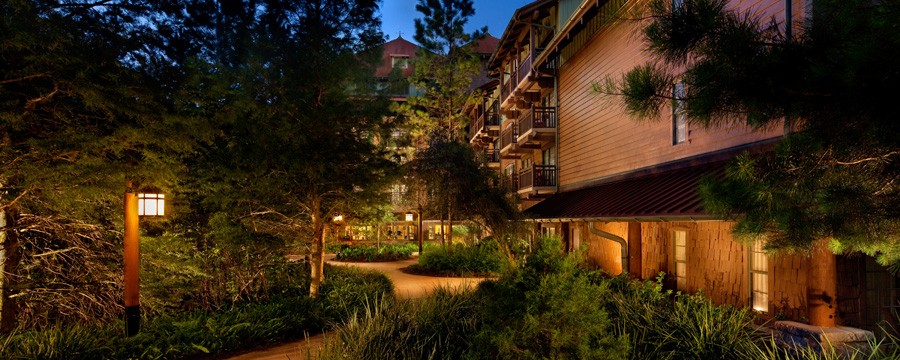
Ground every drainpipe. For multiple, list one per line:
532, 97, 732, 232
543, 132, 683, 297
554, 68, 560, 194
785, 0, 792, 41
588, 221, 628, 275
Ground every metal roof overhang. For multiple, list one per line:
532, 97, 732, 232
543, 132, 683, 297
524, 160, 728, 222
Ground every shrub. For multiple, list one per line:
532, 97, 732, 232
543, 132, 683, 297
472, 237, 628, 359
0, 265, 393, 360
409, 240, 505, 276
334, 243, 417, 262
317, 288, 482, 360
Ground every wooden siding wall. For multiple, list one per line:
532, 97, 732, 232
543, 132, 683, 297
581, 222, 628, 274
554, 0, 795, 188
770, 251, 809, 321
641, 222, 749, 306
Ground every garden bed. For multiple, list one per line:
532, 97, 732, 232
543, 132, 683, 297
332, 243, 418, 262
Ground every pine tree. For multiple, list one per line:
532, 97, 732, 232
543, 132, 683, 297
605, 0, 900, 265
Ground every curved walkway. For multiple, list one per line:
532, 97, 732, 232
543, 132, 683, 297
225, 255, 487, 360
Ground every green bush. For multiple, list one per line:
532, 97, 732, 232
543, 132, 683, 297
409, 240, 505, 276
0, 265, 392, 360
471, 237, 628, 359
334, 243, 417, 262
317, 288, 482, 360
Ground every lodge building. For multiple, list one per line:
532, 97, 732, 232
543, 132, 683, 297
469, 0, 897, 340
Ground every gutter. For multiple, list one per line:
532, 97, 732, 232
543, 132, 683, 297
525, 215, 721, 223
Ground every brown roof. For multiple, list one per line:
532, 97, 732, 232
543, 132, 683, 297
374, 37, 419, 78
525, 160, 728, 221
472, 33, 500, 55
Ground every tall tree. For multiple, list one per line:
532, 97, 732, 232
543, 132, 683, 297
185, 0, 395, 298
409, 136, 520, 247
403, 0, 486, 141
602, 0, 900, 265
0, 0, 211, 330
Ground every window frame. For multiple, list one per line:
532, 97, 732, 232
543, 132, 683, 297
673, 229, 688, 291
749, 241, 769, 312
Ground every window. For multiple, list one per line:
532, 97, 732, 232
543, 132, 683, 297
750, 241, 769, 312
673, 81, 687, 145
542, 144, 557, 166
391, 55, 409, 69
674, 229, 687, 291
542, 226, 556, 237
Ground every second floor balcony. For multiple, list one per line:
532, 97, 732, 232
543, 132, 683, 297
469, 106, 501, 143
483, 148, 500, 167
516, 105, 557, 147
518, 164, 557, 196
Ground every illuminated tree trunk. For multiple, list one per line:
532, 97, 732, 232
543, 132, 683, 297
309, 213, 326, 299
0, 208, 20, 333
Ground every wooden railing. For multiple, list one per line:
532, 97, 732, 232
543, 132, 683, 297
517, 52, 532, 85
518, 106, 558, 135
518, 164, 557, 190
470, 111, 484, 140
483, 149, 500, 163
500, 122, 518, 150
501, 175, 519, 192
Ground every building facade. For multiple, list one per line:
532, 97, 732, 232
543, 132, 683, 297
472, 0, 897, 334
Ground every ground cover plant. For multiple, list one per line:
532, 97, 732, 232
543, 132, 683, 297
333, 243, 418, 262
0, 265, 392, 360
318, 237, 900, 359
405, 239, 505, 277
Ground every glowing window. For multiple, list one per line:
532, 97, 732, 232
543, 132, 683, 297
750, 241, 769, 312
674, 230, 687, 291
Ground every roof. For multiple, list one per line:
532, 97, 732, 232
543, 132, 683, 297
374, 37, 420, 78
472, 33, 500, 55
524, 160, 728, 221
489, 0, 557, 69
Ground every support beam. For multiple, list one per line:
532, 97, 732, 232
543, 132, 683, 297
627, 222, 642, 279
807, 239, 838, 327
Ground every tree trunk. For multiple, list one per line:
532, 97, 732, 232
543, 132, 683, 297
309, 215, 326, 299
0, 208, 20, 333
447, 201, 453, 252
440, 218, 445, 248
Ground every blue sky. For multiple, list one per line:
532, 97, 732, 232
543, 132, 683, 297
379, 0, 535, 43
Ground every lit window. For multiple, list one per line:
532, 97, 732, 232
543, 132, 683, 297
750, 241, 769, 312
673, 81, 687, 145
391, 55, 409, 69
674, 230, 687, 291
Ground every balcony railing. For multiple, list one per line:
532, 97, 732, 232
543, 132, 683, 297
501, 76, 515, 105
517, 52, 532, 85
470, 112, 484, 140
483, 149, 500, 163
518, 106, 558, 135
518, 164, 557, 190
501, 175, 519, 192
500, 122, 518, 150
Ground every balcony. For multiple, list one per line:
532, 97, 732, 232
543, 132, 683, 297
469, 103, 501, 144
516, 106, 557, 147
483, 149, 500, 168
517, 164, 557, 196
501, 175, 519, 193
499, 122, 521, 158
500, 51, 537, 106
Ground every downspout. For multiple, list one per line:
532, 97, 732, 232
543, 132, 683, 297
785, 0, 792, 41
554, 67, 560, 194
588, 221, 628, 275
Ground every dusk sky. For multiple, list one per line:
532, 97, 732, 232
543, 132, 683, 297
379, 0, 535, 43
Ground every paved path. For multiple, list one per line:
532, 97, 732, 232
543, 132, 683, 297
225, 255, 486, 360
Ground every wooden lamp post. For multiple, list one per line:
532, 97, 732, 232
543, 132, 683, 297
124, 187, 165, 336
